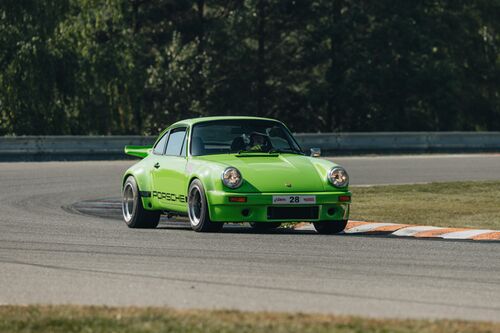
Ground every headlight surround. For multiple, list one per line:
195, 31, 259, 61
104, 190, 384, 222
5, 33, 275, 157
328, 167, 349, 188
222, 167, 243, 189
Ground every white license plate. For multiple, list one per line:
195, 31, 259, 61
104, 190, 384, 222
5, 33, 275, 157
272, 195, 316, 205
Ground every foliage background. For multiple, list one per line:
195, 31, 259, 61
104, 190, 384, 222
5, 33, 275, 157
1, 0, 499, 135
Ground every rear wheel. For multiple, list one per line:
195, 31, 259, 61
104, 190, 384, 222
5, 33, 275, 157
122, 176, 160, 228
249, 222, 281, 231
188, 179, 223, 232
313, 220, 348, 234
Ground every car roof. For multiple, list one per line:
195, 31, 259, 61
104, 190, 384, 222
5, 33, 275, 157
169, 116, 281, 128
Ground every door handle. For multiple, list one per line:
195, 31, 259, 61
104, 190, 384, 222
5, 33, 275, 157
154, 162, 160, 169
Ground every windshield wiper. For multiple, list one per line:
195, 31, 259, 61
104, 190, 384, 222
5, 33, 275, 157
237, 149, 266, 154
268, 148, 305, 155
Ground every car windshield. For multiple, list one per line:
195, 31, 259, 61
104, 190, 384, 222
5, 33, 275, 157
190, 119, 302, 156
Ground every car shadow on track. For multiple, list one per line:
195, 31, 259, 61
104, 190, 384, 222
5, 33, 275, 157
155, 222, 319, 235
66, 198, 498, 242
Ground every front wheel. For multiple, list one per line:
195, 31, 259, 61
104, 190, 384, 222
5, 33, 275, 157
187, 179, 223, 232
313, 220, 348, 234
122, 176, 160, 228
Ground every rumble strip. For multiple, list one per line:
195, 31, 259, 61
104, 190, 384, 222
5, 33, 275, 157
294, 221, 500, 241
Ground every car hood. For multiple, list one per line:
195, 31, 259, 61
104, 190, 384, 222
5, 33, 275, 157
197, 154, 328, 192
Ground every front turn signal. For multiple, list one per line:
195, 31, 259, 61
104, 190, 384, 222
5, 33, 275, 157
229, 196, 247, 203
338, 195, 351, 202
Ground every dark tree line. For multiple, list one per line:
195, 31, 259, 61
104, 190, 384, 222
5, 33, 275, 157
0, 0, 499, 135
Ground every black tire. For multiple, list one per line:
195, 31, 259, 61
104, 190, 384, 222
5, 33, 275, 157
122, 176, 160, 228
313, 220, 348, 234
187, 179, 223, 232
249, 222, 281, 231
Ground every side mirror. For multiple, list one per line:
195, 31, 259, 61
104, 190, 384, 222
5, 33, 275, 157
310, 148, 321, 157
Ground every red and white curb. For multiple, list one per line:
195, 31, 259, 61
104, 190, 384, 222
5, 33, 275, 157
294, 221, 500, 241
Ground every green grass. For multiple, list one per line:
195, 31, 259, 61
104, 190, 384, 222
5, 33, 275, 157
350, 181, 500, 230
1, 305, 499, 333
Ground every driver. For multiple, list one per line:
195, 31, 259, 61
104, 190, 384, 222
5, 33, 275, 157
249, 132, 269, 151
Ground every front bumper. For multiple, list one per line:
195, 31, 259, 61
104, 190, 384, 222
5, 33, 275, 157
206, 190, 351, 222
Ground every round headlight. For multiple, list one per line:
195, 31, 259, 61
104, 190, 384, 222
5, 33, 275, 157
328, 167, 349, 187
222, 167, 243, 189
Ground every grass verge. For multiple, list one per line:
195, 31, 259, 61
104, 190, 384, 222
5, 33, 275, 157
350, 180, 500, 230
1, 305, 499, 333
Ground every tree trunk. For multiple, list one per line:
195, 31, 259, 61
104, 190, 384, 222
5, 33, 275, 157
196, 0, 206, 115
257, 0, 266, 116
131, 0, 142, 133
326, 0, 343, 132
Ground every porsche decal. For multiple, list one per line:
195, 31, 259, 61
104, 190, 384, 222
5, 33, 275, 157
152, 191, 187, 203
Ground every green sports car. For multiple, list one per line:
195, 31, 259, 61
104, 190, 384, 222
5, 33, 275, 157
122, 116, 351, 233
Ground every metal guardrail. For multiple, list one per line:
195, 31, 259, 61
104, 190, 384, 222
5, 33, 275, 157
0, 136, 154, 161
295, 132, 500, 152
0, 132, 499, 161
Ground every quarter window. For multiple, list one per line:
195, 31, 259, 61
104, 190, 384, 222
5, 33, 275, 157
165, 128, 187, 156
153, 132, 168, 155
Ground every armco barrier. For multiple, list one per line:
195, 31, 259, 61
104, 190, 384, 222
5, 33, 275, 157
0, 136, 155, 161
295, 132, 500, 152
0, 132, 499, 161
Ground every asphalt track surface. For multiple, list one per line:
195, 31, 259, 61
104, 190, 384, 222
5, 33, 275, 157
1, 154, 500, 321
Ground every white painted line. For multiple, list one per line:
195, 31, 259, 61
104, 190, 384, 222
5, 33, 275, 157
440, 229, 497, 239
351, 182, 431, 188
345, 223, 399, 234
330, 153, 499, 161
392, 226, 445, 237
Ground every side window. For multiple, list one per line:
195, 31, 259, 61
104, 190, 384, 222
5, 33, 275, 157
153, 132, 168, 155
165, 128, 187, 156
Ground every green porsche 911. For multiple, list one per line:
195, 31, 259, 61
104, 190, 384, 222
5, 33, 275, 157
122, 116, 351, 233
